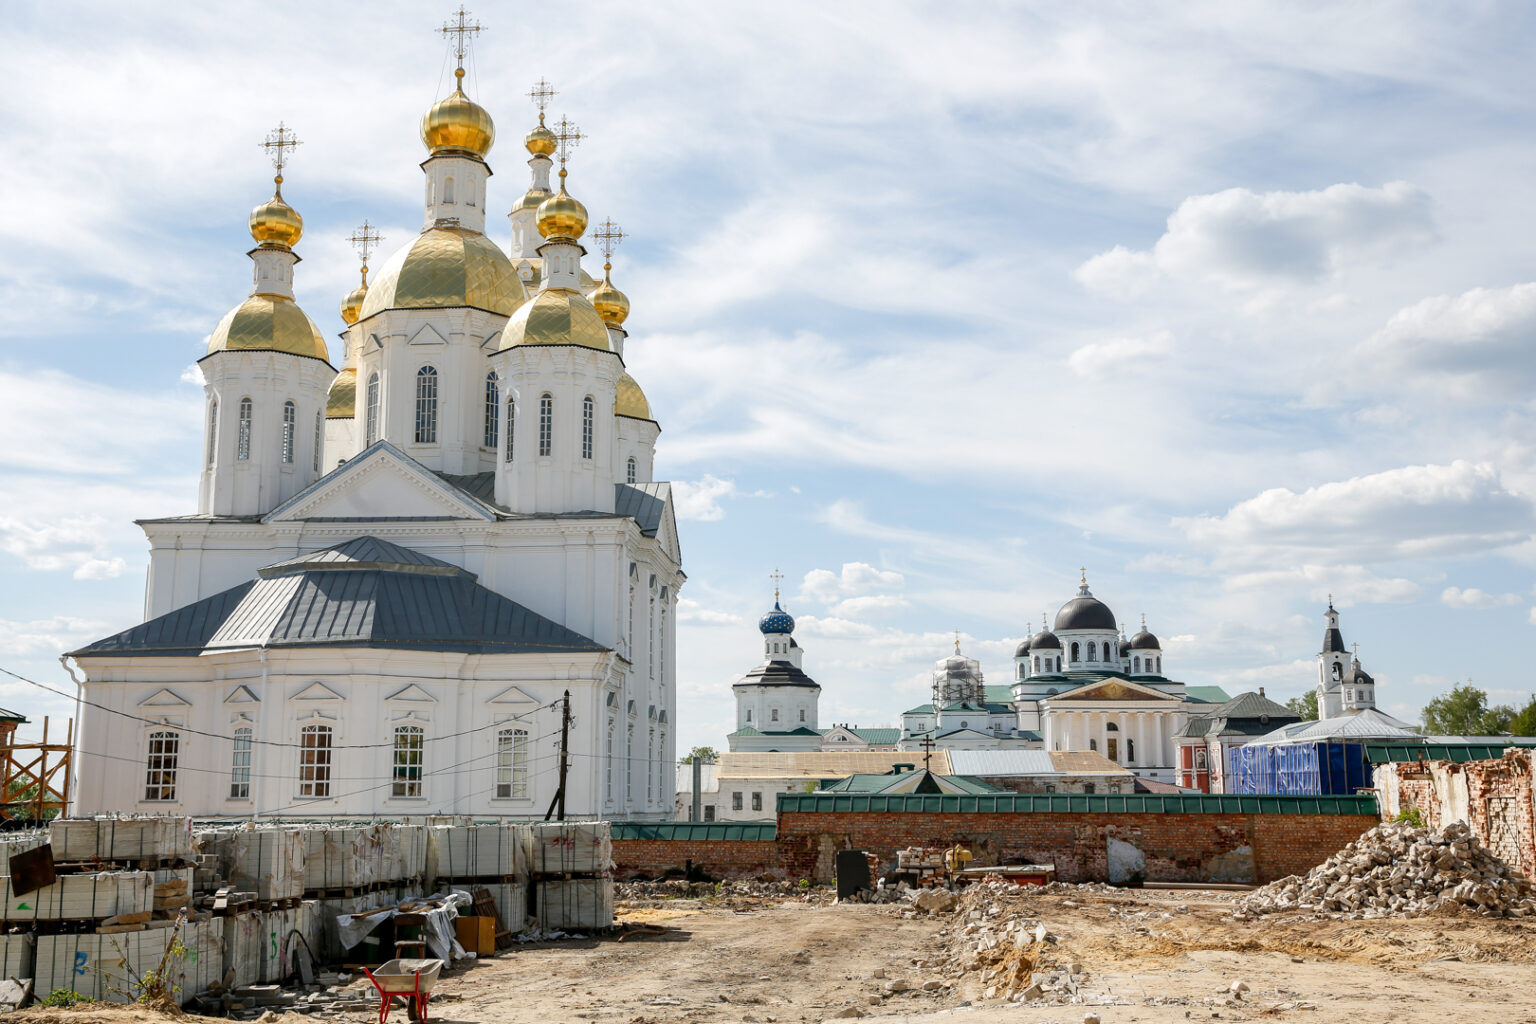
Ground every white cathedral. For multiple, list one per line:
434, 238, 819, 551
64, 37, 680, 819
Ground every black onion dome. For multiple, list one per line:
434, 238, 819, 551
1029, 629, 1062, 650
1343, 661, 1375, 686
1054, 584, 1117, 631
1014, 638, 1031, 657
1129, 629, 1160, 650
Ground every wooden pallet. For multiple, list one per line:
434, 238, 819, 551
471, 887, 515, 951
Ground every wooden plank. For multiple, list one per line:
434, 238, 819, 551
8, 842, 56, 897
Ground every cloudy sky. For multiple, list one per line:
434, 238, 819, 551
2, 2, 1535, 755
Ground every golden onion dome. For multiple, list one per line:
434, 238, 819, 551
537, 171, 588, 240
339, 277, 368, 325
615, 372, 653, 420
249, 177, 303, 249
207, 294, 329, 361
515, 187, 552, 213
359, 226, 526, 320
499, 288, 611, 352
589, 263, 630, 326
420, 67, 495, 158
326, 366, 357, 419
525, 118, 557, 156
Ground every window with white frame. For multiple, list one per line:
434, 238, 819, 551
484, 372, 500, 448
538, 393, 552, 456
647, 727, 655, 803
496, 727, 528, 798
504, 395, 515, 461
312, 409, 322, 472
605, 720, 615, 802
751, 792, 762, 811
731, 791, 742, 811
144, 730, 179, 802
392, 725, 424, 797
414, 367, 438, 443
229, 727, 252, 800
206, 399, 218, 467
581, 395, 594, 459
281, 400, 296, 463
298, 724, 332, 798
365, 373, 381, 445
625, 723, 634, 801
237, 398, 253, 460
626, 456, 636, 483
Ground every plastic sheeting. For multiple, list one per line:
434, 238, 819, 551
335, 890, 470, 964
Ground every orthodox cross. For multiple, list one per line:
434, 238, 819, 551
552, 115, 583, 169
919, 735, 936, 771
259, 122, 301, 180
439, 6, 484, 67
528, 78, 557, 116
348, 221, 383, 279
593, 218, 625, 262
769, 568, 784, 603
952, 630, 961, 655
1351, 642, 1360, 660
1080, 567, 1088, 586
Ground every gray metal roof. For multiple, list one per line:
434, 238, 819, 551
946, 750, 1059, 776
73, 536, 607, 658
615, 482, 667, 537
1248, 706, 1419, 745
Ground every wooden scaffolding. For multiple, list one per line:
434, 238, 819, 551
0, 715, 72, 821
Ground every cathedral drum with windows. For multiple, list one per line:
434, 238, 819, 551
66, 27, 681, 820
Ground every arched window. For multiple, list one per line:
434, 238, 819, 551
625, 723, 634, 801
365, 374, 380, 445
280, 400, 296, 463
605, 721, 615, 802
298, 724, 332, 798
444, 176, 455, 203
1106, 721, 1118, 731
1089, 738, 1097, 751
496, 727, 529, 799
484, 371, 500, 449
1155, 656, 1161, 673
237, 398, 253, 460
1087, 641, 1097, 661
1070, 642, 1080, 662
1127, 738, 1135, 762
229, 727, 252, 800
144, 730, 179, 802
504, 396, 515, 462
206, 399, 218, 467
312, 409, 323, 473
538, 393, 553, 456
392, 724, 424, 797
1033, 655, 1041, 673
1133, 656, 1141, 674
581, 395, 594, 459
415, 366, 438, 443
627, 456, 637, 483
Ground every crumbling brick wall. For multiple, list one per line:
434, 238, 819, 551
1375, 751, 1534, 877
612, 839, 780, 880
775, 811, 1378, 884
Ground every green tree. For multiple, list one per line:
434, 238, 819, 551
679, 745, 718, 765
1421, 683, 1515, 736
1506, 697, 1536, 737
1284, 690, 1318, 721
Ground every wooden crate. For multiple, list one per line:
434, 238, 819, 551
454, 915, 495, 956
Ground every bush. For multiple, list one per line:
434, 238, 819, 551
1393, 806, 1425, 827
39, 990, 87, 1008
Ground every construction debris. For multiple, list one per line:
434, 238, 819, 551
1234, 820, 1536, 920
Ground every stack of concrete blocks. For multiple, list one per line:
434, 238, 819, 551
428, 823, 527, 935
527, 822, 614, 932
222, 902, 315, 988
32, 917, 222, 1003
50, 816, 195, 865
199, 826, 306, 901
299, 824, 429, 961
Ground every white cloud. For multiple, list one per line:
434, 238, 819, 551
670, 475, 738, 521
1178, 461, 1534, 567
73, 557, 126, 581
1225, 564, 1420, 605
179, 363, 205, 386
800, 562, 905, 604
828, 594, 911, 619
675, 598, 743, 626
1068, 331, 1174, 379
1529, 607, 1536, 627
795, 616, 878, 639
1360, 282, 1536, 399
1440, 586, 1520, 609
1076, 182, 1434, 298
0, 616, 108, 657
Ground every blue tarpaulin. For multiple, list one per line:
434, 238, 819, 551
1231, 740, 1371, 795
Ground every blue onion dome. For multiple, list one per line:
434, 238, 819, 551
759, 601, 795, 635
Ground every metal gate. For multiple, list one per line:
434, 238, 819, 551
1486, 795, 1524, 872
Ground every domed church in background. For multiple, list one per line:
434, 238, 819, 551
64, 13, 680, 820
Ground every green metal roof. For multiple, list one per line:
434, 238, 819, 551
776, 792, 1377, 816
1185, 685, 1232, 704
610, 821, 777, 841
849, 727, 901, 744
727, 727, 824, 738
1365, 740, 1536, 764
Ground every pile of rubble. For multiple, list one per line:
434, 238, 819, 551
1235, 820, 1536, 920
615, 879, 833, 908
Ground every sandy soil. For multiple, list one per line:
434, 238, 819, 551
9, 887, 1536, 1024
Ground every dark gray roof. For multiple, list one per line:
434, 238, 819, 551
615, 483, 667, 537
1183, 690, 1302, 739
435, 471, 498, 506
73, 536, 606, 658
1128, 629, 1160, 651
734, 660, 821, 690
1055, 592, 1116, 631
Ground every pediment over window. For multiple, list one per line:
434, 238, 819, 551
138, 688, 191, 708
487, 685, 538, 706
386, 683, 437, 703
408, 323, 449, 346
292, 680, 346, 702
224, 685, 260, 705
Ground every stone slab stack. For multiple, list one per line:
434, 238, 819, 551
34, 917, 221, 1004
0, 871, 153, 923
527, 822, 613, 932
200, 827, 306, 902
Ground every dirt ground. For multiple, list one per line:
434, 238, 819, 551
9, 886, 1536, 1024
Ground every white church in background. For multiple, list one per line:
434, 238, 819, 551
65, 23, 680, 820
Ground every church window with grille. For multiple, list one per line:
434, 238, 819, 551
237, 398, 253, 460
415, 366, 439, 443
1087, 641, 1097, 661
365, 374, 380, 445
392, 725, 424, 797
484, 372, 499, 448
281, 400, 296, 463
538, 393, 553, 456
144, 730, 179, 802
582, 396, 594, 459
1070, 642, 1080, 662
605, 721, 615, 802
627, 456, 636, 483
495, 727, 528, 798
298, 724, 332, 798
312, 409, 322, 472
229, 727, 252, 800
504, 396, 515, 461
206, 400, 218, 467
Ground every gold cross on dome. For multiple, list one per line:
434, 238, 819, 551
439, 6, 484, 65
769, 568, 783, 602
593, 218, 625, 262
1080, 567, 1088, 585
1351, 641, 1359, 659
528, 78, 557, 116
552, 115, 583, 168
953, 630, 961, 654
348, 220, 383, 273
259, 122, 301, 176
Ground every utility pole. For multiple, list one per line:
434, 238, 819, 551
544, 690, 572, 822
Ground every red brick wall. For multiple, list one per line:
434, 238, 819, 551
612, 839, 780, 880
776, 811, 1377, 884
1462, 752, 1535, 875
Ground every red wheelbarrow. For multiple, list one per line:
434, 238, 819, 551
363, 958, 444, 1023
